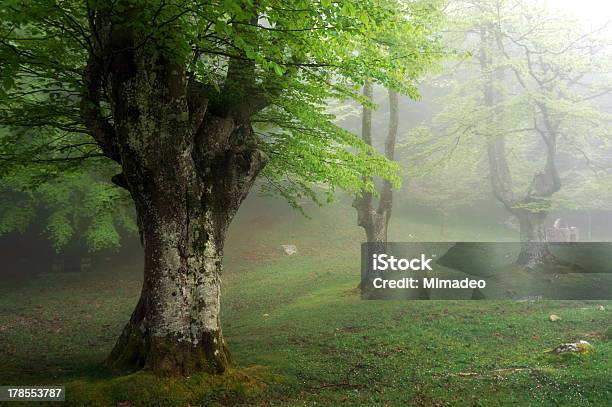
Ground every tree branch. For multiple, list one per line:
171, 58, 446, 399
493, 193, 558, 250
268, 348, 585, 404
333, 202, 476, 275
80, 52, 121, 163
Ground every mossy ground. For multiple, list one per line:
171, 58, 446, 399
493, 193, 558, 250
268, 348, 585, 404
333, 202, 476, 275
0, 200, 610, 406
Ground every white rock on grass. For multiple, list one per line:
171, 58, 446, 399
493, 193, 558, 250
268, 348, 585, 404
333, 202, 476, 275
550, 340, 594, 355
281, 244, 298, 256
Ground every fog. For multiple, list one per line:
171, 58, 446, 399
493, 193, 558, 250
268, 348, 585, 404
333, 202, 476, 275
1, 0, 612, 273
1, 1, 611, 403
554, 0, 612, 27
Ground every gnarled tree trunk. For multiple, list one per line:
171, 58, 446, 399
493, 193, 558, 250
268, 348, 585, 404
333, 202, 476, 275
106, 79, 266, 375
107, 131, 265, 376
81, 11, 267, 376
480, 24, 560, 268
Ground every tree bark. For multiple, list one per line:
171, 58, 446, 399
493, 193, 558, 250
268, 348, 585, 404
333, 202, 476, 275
515, 210, 553, 267
107, 142, 265, 377
106, 116, 266, 376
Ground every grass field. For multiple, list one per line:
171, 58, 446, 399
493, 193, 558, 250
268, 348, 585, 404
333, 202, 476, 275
0, 199, 610, 406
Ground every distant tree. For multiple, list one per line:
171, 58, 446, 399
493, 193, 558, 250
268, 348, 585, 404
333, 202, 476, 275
353, 1, 445, 245
353, 85, 400, 243
485, 0, 611, 265
0, 0, 443, 376
0, 129, 136, 250
420, 0, 612, 267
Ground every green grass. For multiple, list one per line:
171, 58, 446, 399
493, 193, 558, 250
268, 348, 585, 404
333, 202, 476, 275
0, 201, 610, 406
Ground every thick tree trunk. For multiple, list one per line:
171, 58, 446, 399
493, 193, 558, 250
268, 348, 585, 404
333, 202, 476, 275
362, 215, 389, 243
107, 205, 230, 376
515, 210, 553, 268
107, 136, 265, 376
97, 41, 266, 375
107, 141, 265, 376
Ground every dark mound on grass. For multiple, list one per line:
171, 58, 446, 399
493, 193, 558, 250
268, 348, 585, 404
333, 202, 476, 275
65, 366, 280, 407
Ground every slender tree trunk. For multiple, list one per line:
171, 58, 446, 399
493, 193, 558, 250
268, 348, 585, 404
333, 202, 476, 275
353, 85, 399, 245
354, 85, 399, 289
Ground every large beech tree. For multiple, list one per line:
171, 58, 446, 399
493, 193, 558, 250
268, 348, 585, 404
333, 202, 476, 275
0, 0, 442, 376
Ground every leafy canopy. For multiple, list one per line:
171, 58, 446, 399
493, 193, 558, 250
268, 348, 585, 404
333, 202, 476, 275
0, 0, 445, 248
